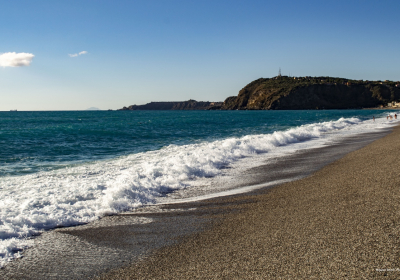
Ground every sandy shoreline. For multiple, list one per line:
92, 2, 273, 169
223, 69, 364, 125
1, 125, 398, 279
96, 126, 400, 279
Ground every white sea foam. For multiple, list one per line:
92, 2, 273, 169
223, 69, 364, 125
0, 114, 398, 266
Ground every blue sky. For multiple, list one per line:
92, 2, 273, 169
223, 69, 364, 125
1, 0, 399, 110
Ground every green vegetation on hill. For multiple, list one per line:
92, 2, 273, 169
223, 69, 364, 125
119, 76, 400, 111
221, 76, 400, 110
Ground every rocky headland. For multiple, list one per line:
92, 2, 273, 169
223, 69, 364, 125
221, 76, 400, 110
119, 99, 223, 111
119, 76, 400, 110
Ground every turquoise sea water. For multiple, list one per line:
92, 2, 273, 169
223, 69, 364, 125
0, 109, 399, 266
0, 110, 392, 177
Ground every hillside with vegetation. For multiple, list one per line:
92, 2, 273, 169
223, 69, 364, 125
220, 76, 400, 110
119, 76, 400, 111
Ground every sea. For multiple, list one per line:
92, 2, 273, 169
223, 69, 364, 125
0, 109, 399, 267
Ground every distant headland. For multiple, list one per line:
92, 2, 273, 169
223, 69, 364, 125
119, 76, 400, 110
119, 99, 223, 111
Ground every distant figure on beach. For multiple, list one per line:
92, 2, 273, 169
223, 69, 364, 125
387, 115, 389, 120
373, 116, 375, 122
395, 114, 397, 119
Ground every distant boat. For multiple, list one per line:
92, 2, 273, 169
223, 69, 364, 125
10, 109, 17, 111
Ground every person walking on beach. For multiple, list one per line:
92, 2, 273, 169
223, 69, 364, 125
395, 114, 397, 119
373, 116, 375, 122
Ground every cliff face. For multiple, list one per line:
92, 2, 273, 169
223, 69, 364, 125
120, 100, 223, 110
221, 77, 400, 110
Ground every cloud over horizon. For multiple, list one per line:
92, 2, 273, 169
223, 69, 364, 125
69, 51, 88, 58
0, 52, 34, 67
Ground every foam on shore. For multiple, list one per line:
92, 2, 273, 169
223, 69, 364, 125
0, 113, 398, 266
98, 124, 400, 279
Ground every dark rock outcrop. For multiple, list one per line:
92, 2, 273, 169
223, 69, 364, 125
221, 77, 400, 110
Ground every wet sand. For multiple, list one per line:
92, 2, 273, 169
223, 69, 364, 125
1, 126, 399, 279
97, 126, 400, 279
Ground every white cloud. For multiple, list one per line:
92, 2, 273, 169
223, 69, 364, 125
69, 51, 88, 58
0, 52, 34, 67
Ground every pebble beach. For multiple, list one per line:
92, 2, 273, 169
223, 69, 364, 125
97, 125, 400, 279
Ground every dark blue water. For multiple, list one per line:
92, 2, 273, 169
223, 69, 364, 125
0, 110, 391, 177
